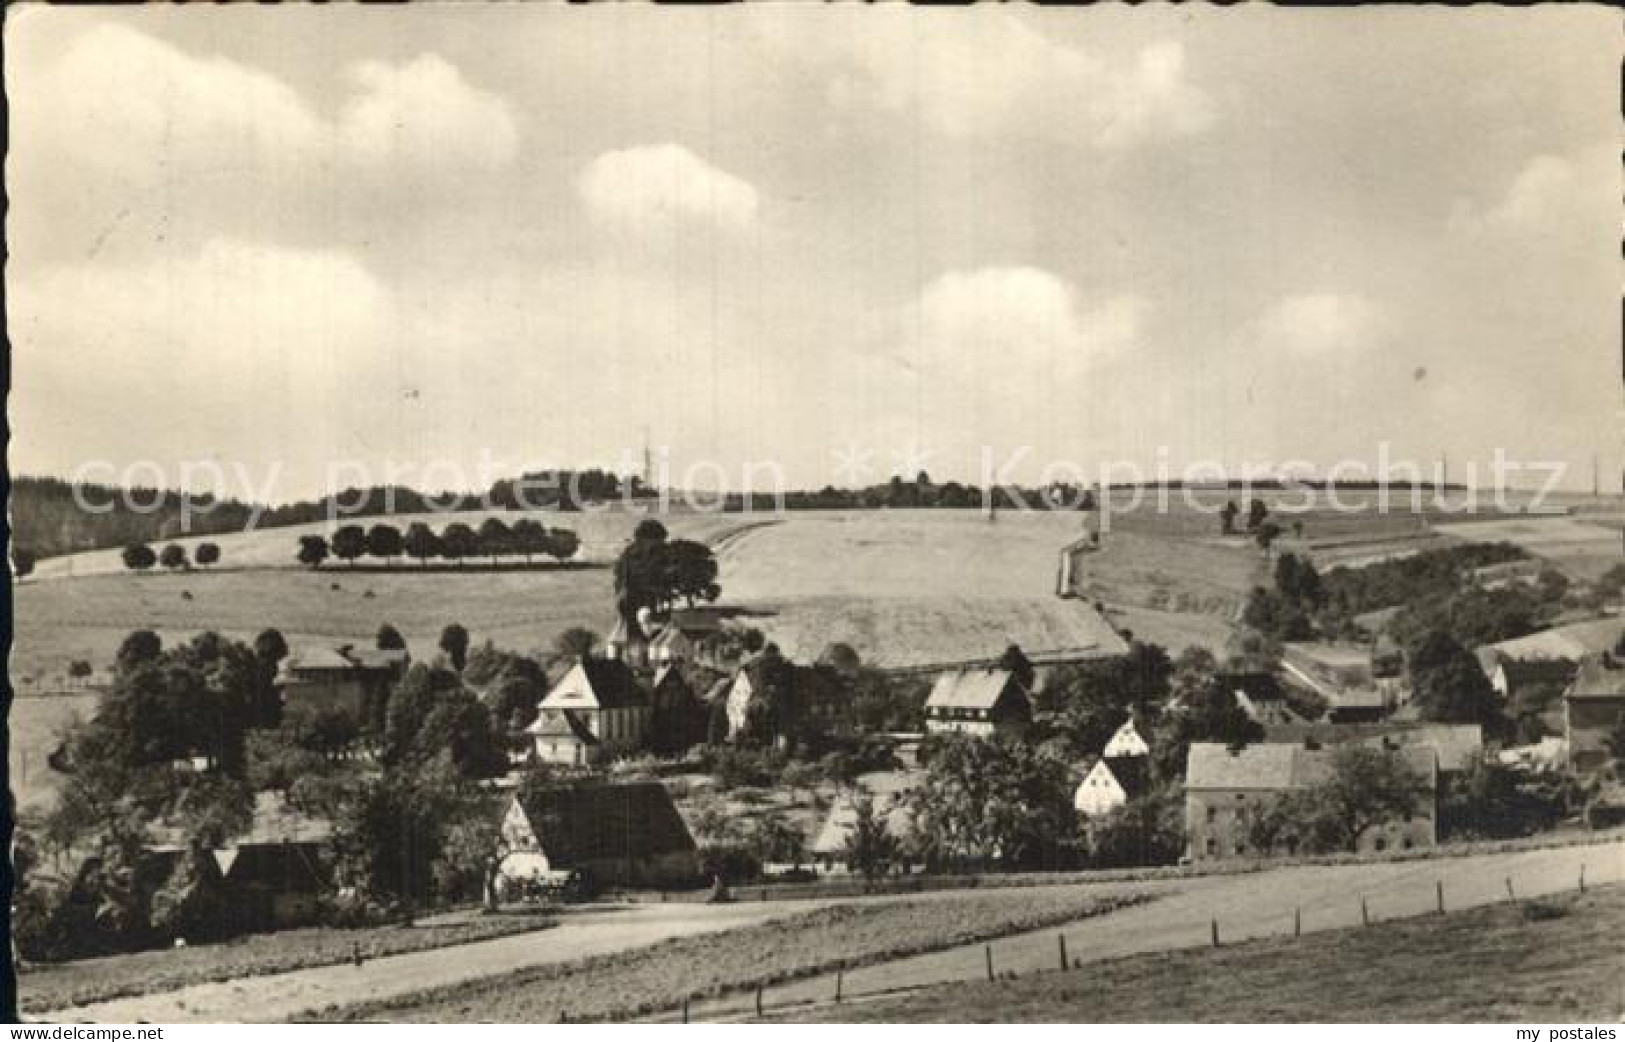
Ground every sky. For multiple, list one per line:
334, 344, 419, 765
6, 5, 1621, 501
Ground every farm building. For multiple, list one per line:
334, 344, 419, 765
276, 644, 406, 721
496, 781, 699, 890
1222, 672, 1306, 726
1475, 619, 1624, 677
1073, 756, 1149, 818
923, 667, 1032, 739
1564, 653, 1625, 772
605, 616, 649, 668
1184, 741, 1437, 862
810, 775, 919, 872
1486, 657, 1578, 701
1261, 722, 1483, 774
528, 658, 650, 762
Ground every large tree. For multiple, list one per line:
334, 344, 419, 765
121, 543, 156, 573
331, 525, 368, 568
843, 796, 899, 882
439, 624, 471, 672
662, 538, 721, 607
477, 518, 512, 565
439, 523, 479, 567
403, 522, 441, 567
1408, 630, 1504, 732
296, 534, 330, 569
509, 519, 549, 564
1250, 745, 1427, 854
194, 542, 221, 570
366, 523, 404, 566
906, 735, 1075, 870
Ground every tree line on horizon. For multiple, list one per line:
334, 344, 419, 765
296, 519, 580, 570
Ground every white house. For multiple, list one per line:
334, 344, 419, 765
1101, 719, 1150, 759
1074, 759, 1137, 817
527, 658, 649, 763
923, 668, 1032, 739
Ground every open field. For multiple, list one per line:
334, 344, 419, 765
1435, 516, 1624, 581
771, 885, 1625, 1023
312, 889, 1148, 1023
16, 910, 557, 1016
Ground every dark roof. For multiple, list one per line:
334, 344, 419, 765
541, 658, 648, 711
926, 668, 1024, 711
513, 782, 696, 865
1219, 672, 1286, 702
1496, 657, 1578, 686
526, 710, 599, 744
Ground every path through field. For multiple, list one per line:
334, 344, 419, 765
32, 840, 1621, 1023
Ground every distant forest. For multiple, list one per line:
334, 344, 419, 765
9, 469, 1467, 562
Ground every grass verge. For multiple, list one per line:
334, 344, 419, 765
18, 912, 557, 1015
770, 885, 1625, 1023
303, 890, 1153, 1023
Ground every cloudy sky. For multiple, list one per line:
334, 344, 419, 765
7, 5, 1620, 499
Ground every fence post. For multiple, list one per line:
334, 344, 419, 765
1361, 897, 1369, 927
1210, 918, 1219, 948
836, 969, 844, 1003
985, 944, 995, 981
755, 984, 763, 1017
1505, 877, 1515, 903
560, 1010, 569, 1024
1058, 934, 1068, 970
1579, 864, 1586, 893
1436, 880, 1445, 915
1293, 907, 1301, 938
682, 998, 689, 1024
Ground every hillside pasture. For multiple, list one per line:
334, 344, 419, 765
1434, 516, 1623, 581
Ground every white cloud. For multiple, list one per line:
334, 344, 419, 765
803, 10, 1213, 148
576, 144, 760, 233
340, 54, 519, 174
1258, 293, 1379, 357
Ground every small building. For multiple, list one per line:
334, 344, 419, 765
497, 781, 699, 891
1564, 654, 1625, 773
529, 658, 650, 761
276, 645, 406, 721
1101, 718, 1150, 759
810, 775, 919, 872
1324, 687, 1390, 725
1184, 742, 1437, 862
923, 668, 1032, 739
1074, 757, 1149, 818
526, 710, 602, 767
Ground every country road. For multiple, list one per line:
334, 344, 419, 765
33, 839, 1622, 1023
666, 839, 1625, 1023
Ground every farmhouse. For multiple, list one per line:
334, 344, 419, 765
1101, 718, 1150, 758
1564, 653, 1625, 772
276, 645, 406, 720
1487, 657, 1577, 701
497, 781, 699, 890
527, 658, 649, 763
1261, 722, 1483, 774
923, 667, 1032, 739
1184, 742, 1437, 862
1475, 619, 1623, 677
810, 775, 919, 872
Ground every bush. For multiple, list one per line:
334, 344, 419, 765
698, 843, 762, 884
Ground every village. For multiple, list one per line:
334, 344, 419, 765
14, 501, 1625, 972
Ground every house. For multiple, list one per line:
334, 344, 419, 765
1222, 673, 1305, 726
1074, 757, 1149, 818
1564, 653, 1625, 772
1260, 722, 1483, 774
1101, 718, 1150, 758
1488, 657, 1578, 702
1324, 687, 1390, 725
527, 658, 650, 763
276, 644, 406, 720
605, 616, 649, 669
497, 781, 699, 890
810, 773, 919, 872
1184, 742, 1437, 862
1476, 619, 1624, 678
1281, 642, 1406, 719
647, 626, 693, 666
923, 668, 1032, 739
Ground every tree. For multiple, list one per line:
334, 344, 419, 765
997, 644, 1036, 693
122, 543, 156, 573
663, 539, 720, 606
510, 519, 549, 565
633, 518, 668, 543
159, 544, 190, 572
12, 546, 38, 581
1089, 789, 1185, 868
546, 528, 580, 562
116, 630, 164, 672
331, 525, 368, 568
906, 735, 1074, 870
749, 811, 806, 867
554, 627, 599, 662
296, 534, 330, 570
366, 523, 404, 566
251, 628, 290, 727
439, 523, 478, 567
1261, 745, 1426, 855
403, 522, 441, 567
1219, 500, 1239, 536
843, 796, 900, 882
376, 624, 408, 651
1255, 521, 1284, 557
194, 542, 221, 570
439, 624, 471, 672
1408, 631, 1504, 732
1245, 498, 1269, 533
477, 518, 512, 565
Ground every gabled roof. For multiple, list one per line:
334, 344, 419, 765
811, 790, 917, 855
1102, 718, 1150, 758
652, 664, 692, 694
525, 710, 599, 744
926, 668, 1024, 711
1219, 672, 1286, 703
1479, 619, 1623, 669
540, 658, 648, 712
512, 782, 696, 864
282, 647, 359, 673
1568, 654, 1625, 700
649, 627, 691, 652
347, 647, 411, 670
1496, 657, 1577, 686
701, 676, 733, 704
1080, 756, 1151, 802
1187, 741, 1435, 791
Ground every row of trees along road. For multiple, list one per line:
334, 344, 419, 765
121, 541, 222, 573
297, 518, 580, 569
